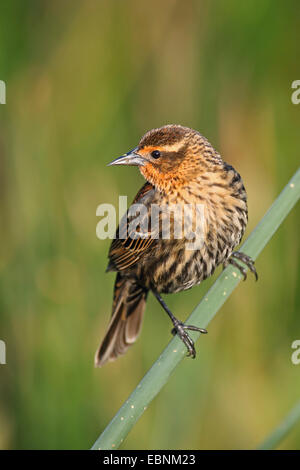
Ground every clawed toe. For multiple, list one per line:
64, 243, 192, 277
171, 321, 207, 358
225, 251, 258, 281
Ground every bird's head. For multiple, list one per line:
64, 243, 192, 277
108, 125, 222, 191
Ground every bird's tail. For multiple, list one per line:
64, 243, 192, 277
94, 274, 148, 367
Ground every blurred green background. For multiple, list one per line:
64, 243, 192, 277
0, 0, 299, 450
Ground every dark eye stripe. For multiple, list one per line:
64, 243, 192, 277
151, 150, 161, 159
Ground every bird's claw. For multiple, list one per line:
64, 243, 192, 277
171, 321, 207, 358
225, 251, 258, 281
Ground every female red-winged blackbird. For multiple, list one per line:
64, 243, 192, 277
95, 125, 257, 367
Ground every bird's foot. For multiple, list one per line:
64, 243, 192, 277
225, 251, 258, 281
171, 321, 207, 358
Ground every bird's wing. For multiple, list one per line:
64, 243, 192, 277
107, 182, 158, 271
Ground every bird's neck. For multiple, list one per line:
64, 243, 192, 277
139, 164, 200, 194
139, 162, 220, 195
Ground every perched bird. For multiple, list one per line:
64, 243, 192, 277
95, 124, 257, 367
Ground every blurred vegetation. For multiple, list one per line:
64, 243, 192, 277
0, 0, 299, 450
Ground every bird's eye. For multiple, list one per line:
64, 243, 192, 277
151, 150, 161, 159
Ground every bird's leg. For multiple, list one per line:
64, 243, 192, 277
224, 251, 258, 281
151, 290, 207, 358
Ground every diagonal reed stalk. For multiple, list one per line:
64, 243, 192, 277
257, 400, 300, 450
91, 168, 300, 450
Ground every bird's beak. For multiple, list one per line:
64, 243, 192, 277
108, 148, 146, 167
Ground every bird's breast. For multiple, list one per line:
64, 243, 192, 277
138, 174, 248, 293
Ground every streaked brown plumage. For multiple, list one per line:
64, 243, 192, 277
95, 124, 257, 367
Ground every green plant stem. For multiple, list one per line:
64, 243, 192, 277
91, 168, 300, 450
257, 400, 300, 449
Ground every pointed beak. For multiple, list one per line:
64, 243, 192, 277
107, 148, 146, 167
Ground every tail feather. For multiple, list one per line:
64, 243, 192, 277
95, 274, 147, 367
